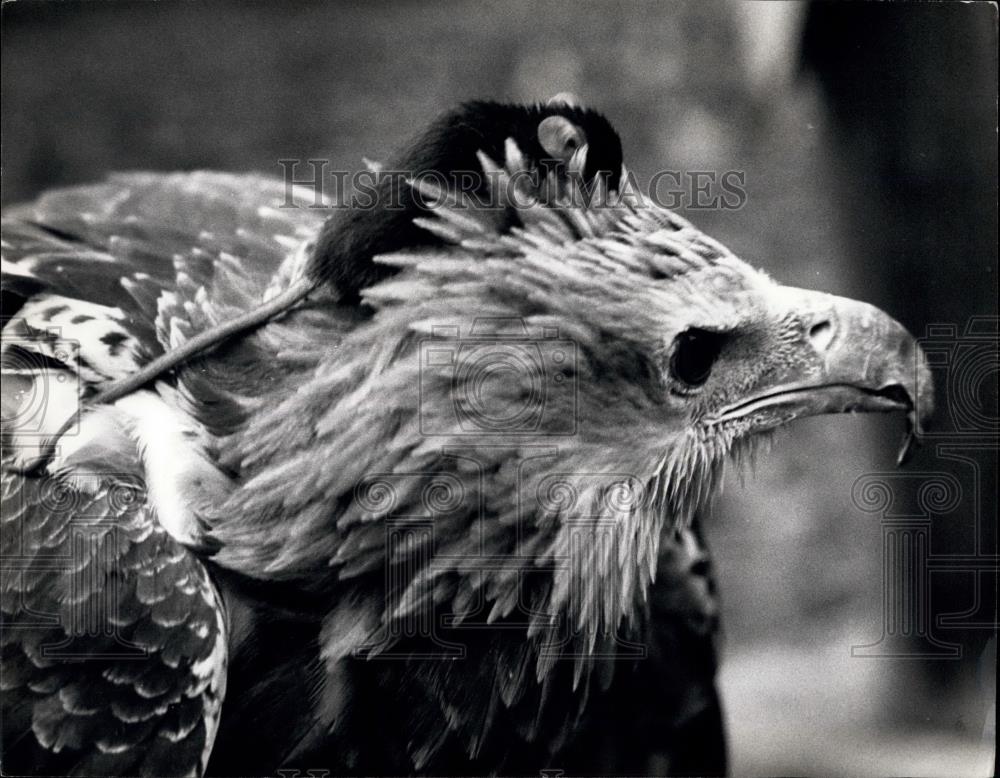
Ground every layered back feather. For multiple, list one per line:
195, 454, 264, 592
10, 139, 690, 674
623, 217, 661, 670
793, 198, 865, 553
1, 173, 328, 776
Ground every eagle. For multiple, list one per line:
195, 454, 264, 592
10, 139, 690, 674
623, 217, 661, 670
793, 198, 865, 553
0, 100, 931, 776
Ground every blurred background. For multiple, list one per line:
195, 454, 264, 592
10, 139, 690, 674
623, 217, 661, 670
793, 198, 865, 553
2, 1, 996, 775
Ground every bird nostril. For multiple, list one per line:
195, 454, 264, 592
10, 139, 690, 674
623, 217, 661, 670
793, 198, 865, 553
808, 320, 835, 352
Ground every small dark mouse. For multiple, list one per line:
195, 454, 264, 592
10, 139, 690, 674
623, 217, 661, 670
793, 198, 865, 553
307, 96, 625, 301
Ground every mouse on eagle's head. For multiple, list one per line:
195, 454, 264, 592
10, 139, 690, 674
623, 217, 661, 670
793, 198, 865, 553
308, 94, 625, 301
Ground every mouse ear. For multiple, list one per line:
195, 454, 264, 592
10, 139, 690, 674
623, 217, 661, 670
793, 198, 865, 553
547, 92, 581, 108
537, 115, 587, 161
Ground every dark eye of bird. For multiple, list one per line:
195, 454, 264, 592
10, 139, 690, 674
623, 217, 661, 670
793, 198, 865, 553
669, 328, 728, 389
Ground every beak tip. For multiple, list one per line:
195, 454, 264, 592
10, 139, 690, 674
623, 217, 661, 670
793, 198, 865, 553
898, 346, 935, 467
896, 423, 919, 467
897, 393, 933, 468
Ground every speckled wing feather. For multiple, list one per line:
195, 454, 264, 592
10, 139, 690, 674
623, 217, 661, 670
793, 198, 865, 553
1, 172, 327, 775
0, 459, 227, 777
1, 172, 327, 462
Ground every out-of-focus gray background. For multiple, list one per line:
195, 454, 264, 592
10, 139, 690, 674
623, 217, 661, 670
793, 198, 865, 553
3, 1, 996, 775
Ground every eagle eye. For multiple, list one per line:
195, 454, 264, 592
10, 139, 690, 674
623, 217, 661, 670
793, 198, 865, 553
669, 328, 728, 389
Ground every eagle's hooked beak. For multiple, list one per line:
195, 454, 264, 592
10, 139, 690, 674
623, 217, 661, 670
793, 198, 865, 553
708, 287, 934, 465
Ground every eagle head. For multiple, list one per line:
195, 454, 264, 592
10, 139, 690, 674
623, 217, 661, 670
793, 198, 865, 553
215, 150, 932, 687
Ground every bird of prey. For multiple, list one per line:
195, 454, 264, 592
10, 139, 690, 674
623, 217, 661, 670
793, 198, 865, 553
0, 100, 931, 777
